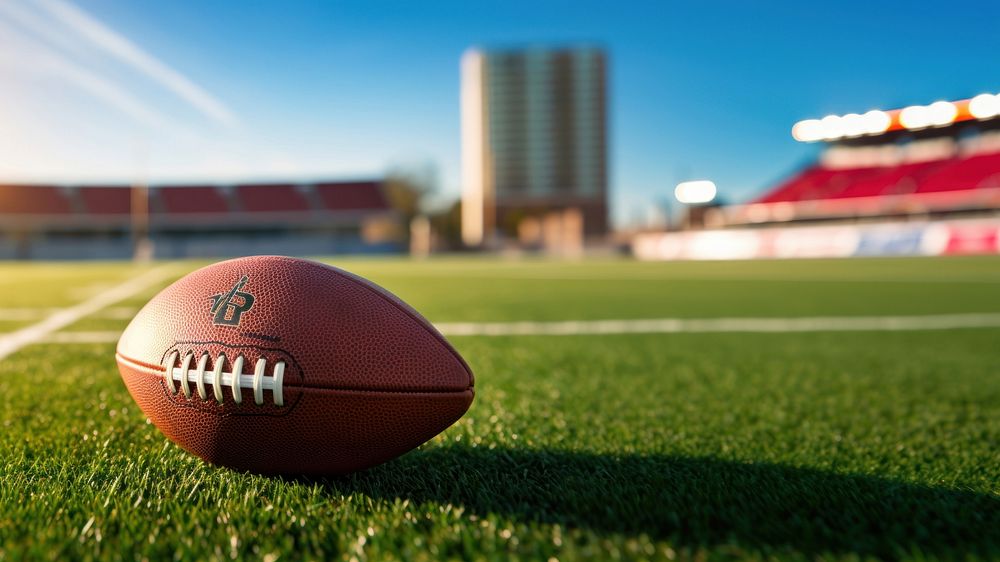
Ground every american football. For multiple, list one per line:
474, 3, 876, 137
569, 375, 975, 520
115, 256, 475, 474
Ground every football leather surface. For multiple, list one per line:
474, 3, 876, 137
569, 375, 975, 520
116, 256, 475, 475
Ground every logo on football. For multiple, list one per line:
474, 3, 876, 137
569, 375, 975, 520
209, 275, 255, 326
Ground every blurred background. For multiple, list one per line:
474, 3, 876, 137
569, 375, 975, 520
1, 0, 1000, 260
3, 5, 1000, 558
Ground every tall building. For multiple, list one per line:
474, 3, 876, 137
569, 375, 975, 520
461, 46, 608, 246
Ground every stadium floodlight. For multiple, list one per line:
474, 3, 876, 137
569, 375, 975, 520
841, 113, 867, 137
792, 94, 1000, 142
969, 93, 1000, 119
791, 119, 825, 142
927, 101, 958, 126
820, 114, 845, 140
861, 110, 891, 134
899, 105, 931, 130
675, 180, 717, 205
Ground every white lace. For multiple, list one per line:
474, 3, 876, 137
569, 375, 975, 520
163, 351, 285, 406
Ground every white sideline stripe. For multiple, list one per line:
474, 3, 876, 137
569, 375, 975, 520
0, 266, 175, 360
31, 312, 1000, 345
434, 313, 1000, 336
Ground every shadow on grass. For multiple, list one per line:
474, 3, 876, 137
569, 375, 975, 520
310, 446, 1000, 558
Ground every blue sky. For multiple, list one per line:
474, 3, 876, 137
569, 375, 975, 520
1, 0, 999, 226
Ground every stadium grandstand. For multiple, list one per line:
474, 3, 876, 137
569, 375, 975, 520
0, 180, 401, 259
635, 92, 1000, 260
720, 93, 1000, 226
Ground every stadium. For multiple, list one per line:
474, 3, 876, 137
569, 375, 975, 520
634, 94, 1000, 260
1, 2, 998, 562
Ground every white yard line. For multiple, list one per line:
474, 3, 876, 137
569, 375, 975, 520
31, 312, 1000, 345
435, 313, 1000, 336
0, 265, 175, 361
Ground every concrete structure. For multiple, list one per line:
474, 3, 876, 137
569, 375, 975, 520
461, 46, 608, 246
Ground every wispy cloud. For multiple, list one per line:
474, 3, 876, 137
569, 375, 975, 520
0, 0, 84, 61
0, 1, 300, 181
31, 0, 238, 127
0, 19, 175, 133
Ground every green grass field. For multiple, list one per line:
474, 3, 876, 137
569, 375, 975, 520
1, 256, 999, 561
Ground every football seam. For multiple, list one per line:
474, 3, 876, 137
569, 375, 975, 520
159, 340, 305, 385
118, 352, 302, 418
118, 352, 473, 395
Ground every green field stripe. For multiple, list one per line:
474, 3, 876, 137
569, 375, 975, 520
0, 266, 177, 361
2, 329, 999, 560
436, 313, 1000, 335
1, 256, 999, 561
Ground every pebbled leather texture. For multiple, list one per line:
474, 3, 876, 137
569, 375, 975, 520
116, 255, 474, 475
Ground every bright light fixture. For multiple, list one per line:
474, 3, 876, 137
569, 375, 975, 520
840, 113, 867, 137
820, 114, 844, 139
927, 101, 958, 126
969, 93, 1000, 119
861, 110, 891, 134
675, 180, 718, 205
791, 94, 994, 143
791, 119, 824, 142
899, 105, 931, 130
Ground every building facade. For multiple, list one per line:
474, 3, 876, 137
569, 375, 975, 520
461, 46, 608, 246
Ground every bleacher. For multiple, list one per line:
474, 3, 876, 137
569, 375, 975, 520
315, 181, 388, 211
0, 184, 73, 215
918, 152, 1000, 193
158, 185, 231, 215
235, 183, 311, 213
0, 180, 401, 259
716, 93, 1000, 227
721, 148, 1000, 226
78, 186, 132, 215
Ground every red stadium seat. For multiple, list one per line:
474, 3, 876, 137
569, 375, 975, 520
314, 181, 388, 211
765, 152, 1000, 200
917, 152, 1000, 193
235, 184, 310, 213
755, 166, 884, 203
0, 185, 73, 215
158, 186, 231, 214
747, 149, 1000, 222
78, 186, 132, 215
831, 161, 943, 199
